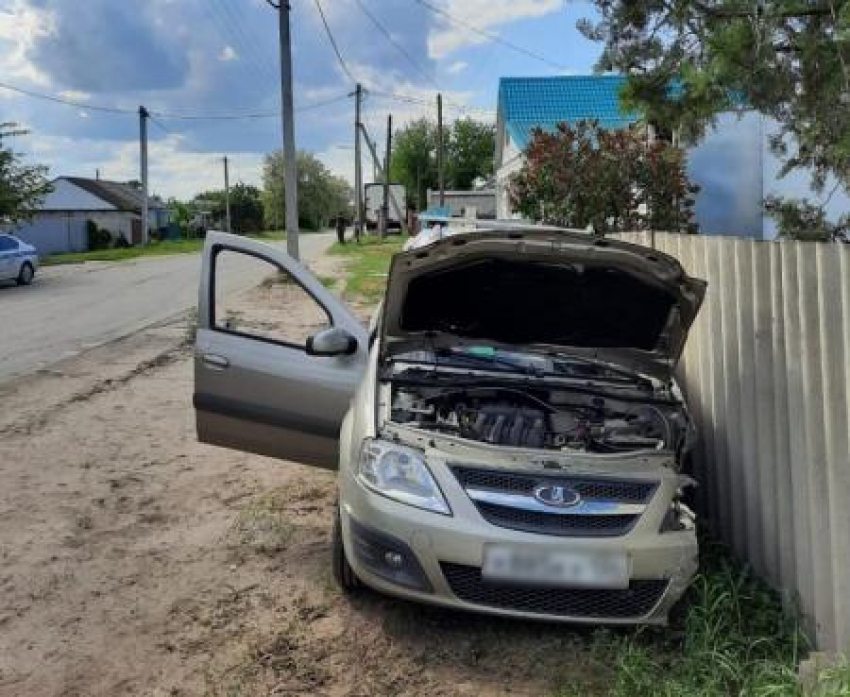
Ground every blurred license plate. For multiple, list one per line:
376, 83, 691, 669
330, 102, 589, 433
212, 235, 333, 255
482, 546, 629, 589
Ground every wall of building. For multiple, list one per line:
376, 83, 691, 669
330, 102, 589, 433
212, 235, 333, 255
495, 133, 524, 220
613, 231, 850, 653
11, 212, 89, 254
426, 190, 497, 219
86, 211, 135, 243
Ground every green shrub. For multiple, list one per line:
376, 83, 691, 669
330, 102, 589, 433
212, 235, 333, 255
86, 220, 112, 250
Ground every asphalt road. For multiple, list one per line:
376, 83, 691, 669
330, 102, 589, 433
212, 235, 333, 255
0, 233, 335, 384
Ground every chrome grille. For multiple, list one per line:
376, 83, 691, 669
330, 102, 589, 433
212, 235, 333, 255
441, 563, 667, 619
453, 467, 656, 503
451, 466, 656, 537
475, 501, 639, 536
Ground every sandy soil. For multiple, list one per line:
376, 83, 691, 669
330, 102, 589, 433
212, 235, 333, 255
0, 256, 596, 697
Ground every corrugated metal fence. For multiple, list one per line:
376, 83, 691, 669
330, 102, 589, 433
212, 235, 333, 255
614, 231, 850, 652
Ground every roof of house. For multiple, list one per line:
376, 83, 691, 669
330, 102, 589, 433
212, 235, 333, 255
63, 176, 165, 213
498, 75, 640, 151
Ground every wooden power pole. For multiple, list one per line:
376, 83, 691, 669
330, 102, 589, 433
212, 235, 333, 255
139, 105, 149, 245
437, 93, 445, 207
223, 156, 232, 233
354, 83, 363, 242
380, 114, 392, 238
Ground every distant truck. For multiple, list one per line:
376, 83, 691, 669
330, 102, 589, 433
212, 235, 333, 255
364, 183, 406, 232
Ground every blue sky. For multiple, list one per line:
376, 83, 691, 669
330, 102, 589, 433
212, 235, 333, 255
0, 0, 602, 199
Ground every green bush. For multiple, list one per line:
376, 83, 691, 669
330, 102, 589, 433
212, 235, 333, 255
86, 220, 112, 250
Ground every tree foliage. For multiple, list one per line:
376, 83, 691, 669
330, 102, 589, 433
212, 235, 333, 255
263, 151, 351, 231
0, 123, 51, 224
764, 194, 849, 240
509, 121, 698, 234
446, 118, 496, 190
389, 117, 495, 210
578, 0, 850, 232
389, 118, 438, 211
193, 183, 264, 234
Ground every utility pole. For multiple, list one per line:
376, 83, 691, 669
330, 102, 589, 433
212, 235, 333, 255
360, 123, 404, 228
223, 156, 232, 233
276, 0, 299, 259
437, 93, 445, 207
354, 83, 363, 242
380, 114, 392, 239
139, 106, 149, 245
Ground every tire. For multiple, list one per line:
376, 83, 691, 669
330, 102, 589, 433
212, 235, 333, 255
16, 262, 34, 286
332, 505, 360, 592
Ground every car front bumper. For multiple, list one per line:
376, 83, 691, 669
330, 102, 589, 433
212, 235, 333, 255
339, 458, 698, 625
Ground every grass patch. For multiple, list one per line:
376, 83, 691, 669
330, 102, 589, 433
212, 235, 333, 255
41, 231, 286, 266
553, 538, 845, 697
329, 234, 407, 303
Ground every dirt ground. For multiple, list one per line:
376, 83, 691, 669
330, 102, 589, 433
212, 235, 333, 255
0, 256, 599, 697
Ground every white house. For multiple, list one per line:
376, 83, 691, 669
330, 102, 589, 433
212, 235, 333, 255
9, 176, 169, 254
495, 76, 848, 239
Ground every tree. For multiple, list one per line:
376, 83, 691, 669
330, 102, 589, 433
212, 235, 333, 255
389, 117, 496, 210
389, 118, 438, 210
509, 121, 698, 234
578, 0, 850, 233
263, 151, 351, 231
0, 123, 51, 224
192, 184, 264, 234
446, 118, 496, 190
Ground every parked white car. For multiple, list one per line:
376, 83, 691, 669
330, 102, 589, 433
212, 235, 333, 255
194, 228, 706, 625
0, 234, 38, 285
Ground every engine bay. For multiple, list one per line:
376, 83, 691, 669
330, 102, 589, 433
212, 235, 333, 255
390, 383, 690, 454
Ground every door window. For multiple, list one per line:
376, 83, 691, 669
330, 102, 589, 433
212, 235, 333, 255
0, 236, 17, 251
212, 248, 331, 348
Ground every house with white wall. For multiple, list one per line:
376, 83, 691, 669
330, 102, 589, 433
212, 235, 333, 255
9, 176, 168, 254
495, 75, 848, 239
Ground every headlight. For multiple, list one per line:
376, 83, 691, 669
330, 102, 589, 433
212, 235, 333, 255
357, 439, 451, 515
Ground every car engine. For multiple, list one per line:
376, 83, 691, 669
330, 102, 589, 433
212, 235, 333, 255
390, 385, 689, 454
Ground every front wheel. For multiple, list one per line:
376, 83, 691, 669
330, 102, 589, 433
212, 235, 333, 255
331, 505, 360, 592
16, 262, 34, 286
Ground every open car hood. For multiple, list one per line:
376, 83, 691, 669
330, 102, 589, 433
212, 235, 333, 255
380, 229, 706, 379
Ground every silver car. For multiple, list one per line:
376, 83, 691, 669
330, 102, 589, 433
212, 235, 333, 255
0, 234, 38, 286
194, 228, 706, 625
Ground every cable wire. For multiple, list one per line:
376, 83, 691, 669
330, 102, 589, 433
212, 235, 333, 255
412, 0, 570, 72
0, 81, 351, 120
354, 0, 439, 88
312, 0, 358, 84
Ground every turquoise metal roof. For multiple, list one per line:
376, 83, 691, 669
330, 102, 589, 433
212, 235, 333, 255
498, 76, 640, 149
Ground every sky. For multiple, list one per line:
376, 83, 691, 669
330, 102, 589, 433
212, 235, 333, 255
0, 0, 603, 200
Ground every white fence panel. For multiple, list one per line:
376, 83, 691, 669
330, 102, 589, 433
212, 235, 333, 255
612, 231, 850, 652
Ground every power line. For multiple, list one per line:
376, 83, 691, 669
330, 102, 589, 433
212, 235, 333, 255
0, 81, 351, 120
412, 0, 570, 72
354, 0, 439, 88
205, 0, 279, 96
368, 87, 494, 117
312, 0, 358, 84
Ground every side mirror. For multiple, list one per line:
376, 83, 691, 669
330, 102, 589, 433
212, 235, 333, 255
306, 326, 358, 357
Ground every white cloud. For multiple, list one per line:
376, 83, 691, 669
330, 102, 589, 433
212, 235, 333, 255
58, 90, 92, 102
24, 133, 264, 201
219, 45, 238, 62
427, 0, 565, 59
446, 60, 468, 75
0, 0, 55, 87
315, 143, 356, 185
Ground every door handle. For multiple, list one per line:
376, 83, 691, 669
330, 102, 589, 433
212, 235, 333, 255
202, 353, 230, 369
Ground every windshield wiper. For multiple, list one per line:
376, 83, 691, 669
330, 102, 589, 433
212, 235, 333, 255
549, 353, 648, 385
435, 348, 545, 375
